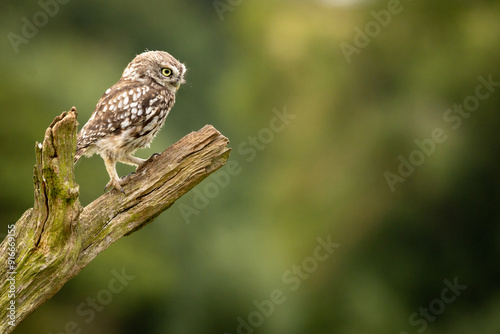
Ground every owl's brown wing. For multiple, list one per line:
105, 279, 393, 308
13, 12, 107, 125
75, 81, 142, 160
74, 80, 171, 162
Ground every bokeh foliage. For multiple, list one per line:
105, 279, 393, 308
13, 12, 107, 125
1, 0, 499, 333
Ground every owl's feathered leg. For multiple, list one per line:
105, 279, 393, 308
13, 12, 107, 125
103, 156, 125, 193
119, 154, 146, 169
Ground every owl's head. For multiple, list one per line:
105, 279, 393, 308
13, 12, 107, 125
122, 50, 186, 92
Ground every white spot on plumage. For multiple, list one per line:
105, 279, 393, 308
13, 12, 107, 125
121, 119, 131, 129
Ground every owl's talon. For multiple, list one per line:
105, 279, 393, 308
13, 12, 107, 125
123, 171, 136, 178
120, 172, 136, 183
137, 154, 159, 171
143, 153, 160, 166
104, 179, 125, 194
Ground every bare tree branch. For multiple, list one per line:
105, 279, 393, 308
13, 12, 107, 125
0, 107, 230, 333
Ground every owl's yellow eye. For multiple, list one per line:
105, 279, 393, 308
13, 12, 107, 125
161, 68, 172, 77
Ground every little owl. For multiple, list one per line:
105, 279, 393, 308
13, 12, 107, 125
74, 50, 186, 193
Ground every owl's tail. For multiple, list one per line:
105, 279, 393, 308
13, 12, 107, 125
74, 148, 84, 164
74, 139, 87, 164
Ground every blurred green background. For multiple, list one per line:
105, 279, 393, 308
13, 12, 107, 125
1, 0, 500, 333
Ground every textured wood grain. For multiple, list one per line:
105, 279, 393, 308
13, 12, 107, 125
0, 108, 230, 333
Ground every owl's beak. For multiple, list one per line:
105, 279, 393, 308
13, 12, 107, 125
175, 82, 181, 90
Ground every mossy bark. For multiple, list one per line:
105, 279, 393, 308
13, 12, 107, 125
0, 108, 230, 333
